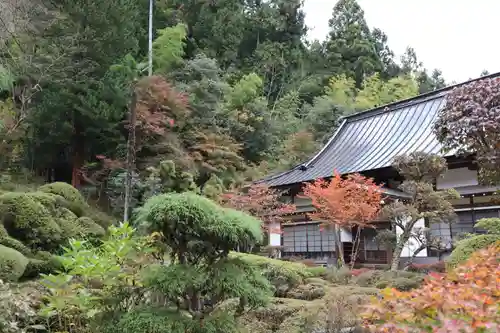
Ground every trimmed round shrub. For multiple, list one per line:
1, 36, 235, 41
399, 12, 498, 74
26, 192, 62, 212
76, 216, 106, 237
135, 192, 263, 253
22, 250, 63, 279
352, 270, 383, 287
85, 208, 114, 229
0, 224, 6, 238
38, 182, 87, 216
55, 207, 83, 239
326, 266, 353, 285
448, 235, 500, 268
0, 236, 32, 256
286, 283, 326, 300
390, 277, 421, 291
475, 218, 500, 234
0, 224, 32, 256
408, 261, 446, 274
231, 252, 310, 295
22, 255, 62, 279
0, 192, 63, 251
0, 244, 29, 281
306, 266, 328, 278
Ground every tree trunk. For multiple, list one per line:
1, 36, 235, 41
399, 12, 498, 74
333, 225, 345, 266
404, 245, 426, 270
71, 120, 84, 188
123, 84, 137, 222
391, 223, 415, 271
349, 227, 362, 269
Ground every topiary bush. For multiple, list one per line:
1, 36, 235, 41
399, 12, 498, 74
285, 283, 326, 300
352, 269, 424, 290
231, 252, 311, 296
55, 207, 84, 239
390, 277, 421, 291
326, 266, 354, 285
21, 252, 62, 279
306, 266, 329, 278
448, 235, 500, 268
475, 217, 500, 234
0, 192, 63, 251
0, 236, 32, 257
407, 261, 446, 274
38, 182, 87, 216
85, 207, 115, 229
133, 192, 273, 332
352, 270, 383, 287
0, 244, 29, 281
76, 216, 106, 238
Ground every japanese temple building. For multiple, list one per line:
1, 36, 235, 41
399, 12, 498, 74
260, 72, 500, 266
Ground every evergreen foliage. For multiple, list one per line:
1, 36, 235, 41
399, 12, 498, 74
133, 192, 272, 331
0, 182, 109, 257
448, 235, 500, 268
0, 0, 448, 215
0, 244, 28, 281
383, 152, 459, 270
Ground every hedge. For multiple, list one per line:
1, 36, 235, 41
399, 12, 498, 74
448, 235, 500, 268
0, 192, 63, 251
0, 244, 29, 281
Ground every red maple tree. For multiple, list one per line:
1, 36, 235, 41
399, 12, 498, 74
302, 171, 383, 266
219, 183, 296, 232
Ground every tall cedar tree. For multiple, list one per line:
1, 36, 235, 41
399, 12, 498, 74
384, 152, 459, 271
302, 171, 382, 267
325, 0, 382, 87
434, 76, 500, 185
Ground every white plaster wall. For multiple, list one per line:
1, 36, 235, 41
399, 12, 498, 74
340, 228, 352, 242
396, 217, 428, 257
268, 222, 281, 246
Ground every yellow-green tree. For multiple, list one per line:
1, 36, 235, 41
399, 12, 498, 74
326, 73, 418, 114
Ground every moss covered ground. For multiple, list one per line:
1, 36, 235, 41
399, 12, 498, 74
231, 254, 424, 333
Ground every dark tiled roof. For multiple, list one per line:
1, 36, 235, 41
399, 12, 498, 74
262, 73, 500, 187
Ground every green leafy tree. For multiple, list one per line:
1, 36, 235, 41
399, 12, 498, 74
383, 152, 459, 270
22, 0, 144, 186
131, 192, 272, 332
152, 23, 187, 74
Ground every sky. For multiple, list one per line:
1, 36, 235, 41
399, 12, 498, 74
303, 0, 500, 83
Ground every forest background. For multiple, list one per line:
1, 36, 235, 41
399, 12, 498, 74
0, 0, 484, 216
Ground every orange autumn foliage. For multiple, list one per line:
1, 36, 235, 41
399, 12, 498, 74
302, 171, 383, 228
135, 75, 189, 138
362, 242, 500, 333
219, 183, 296, 231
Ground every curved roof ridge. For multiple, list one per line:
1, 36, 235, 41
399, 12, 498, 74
341, 71, 500, 122
260, 72, 500, 187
